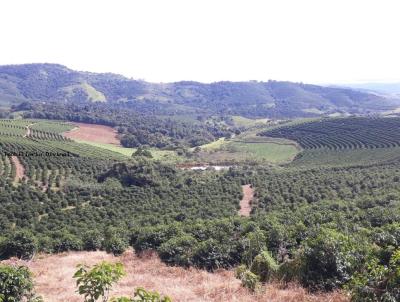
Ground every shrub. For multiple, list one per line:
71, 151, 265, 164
191, 239, 235, 271
277, 256, 302, 283
241, 229, 267, 266
300, 228, 361, 290
235, 265, 260, 292
83, 230, 103, 251
0, 264, 42, 302
250, 250, 279, 282
104, 236, 128, 256
111, 287, 172, 302
0, 230, 37, 260
53, 232, 83, 252
347, 250, 400, 301
158, 235, 197, 267
133, 224, 182, 253
74, 261, 125, 302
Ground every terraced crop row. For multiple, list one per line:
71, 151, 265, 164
260, 117, 400, 150
0, 136, 118, 190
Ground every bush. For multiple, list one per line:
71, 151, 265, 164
82, 230, 103, 251
235, 265, 260, 292
241, 229, 267, 266
133, 224, 182, 253
0, 230, 37, 260
277, 256, 302, 283
74, 261, 125, 302
159, 235, 197, 267
111, 287, 172, 302
0, 264, 42, 302
104, 236, 128, 256
53, 232, 83, 252
300, 228, 361, 290
250, 250, 279, 282
347, 250, 400, 301
191, 239, 235, 271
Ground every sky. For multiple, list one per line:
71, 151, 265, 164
1, 0, 400, 84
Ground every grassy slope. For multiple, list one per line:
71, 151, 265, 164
231, 115, 269, 127
196, 120, 300, 164
74, 139, 182, 162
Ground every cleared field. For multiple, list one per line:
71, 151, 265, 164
230, 141, 298, 163
74, 139, 181, 162
196, 132, 299, 164
74, 140, 135, 156
3, 250, 348, 302
231, 116, 269, 127
64, 122, 120, 145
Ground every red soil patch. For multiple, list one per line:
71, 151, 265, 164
10, 156, 25, 183
64, 123, 120, 145
239, 184, 254, 216
2, 250, 348, 302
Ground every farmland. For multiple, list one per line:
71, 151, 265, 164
260, 117, 400, 150
1, 115, 400, 301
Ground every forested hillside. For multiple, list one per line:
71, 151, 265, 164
1, 63, 399, 118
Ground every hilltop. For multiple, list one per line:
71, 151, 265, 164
1, 63, 399, 118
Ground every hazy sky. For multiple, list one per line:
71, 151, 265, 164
1, 0, 399, 83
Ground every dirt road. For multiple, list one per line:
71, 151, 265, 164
239, 184, 254, 216
10, 155, 25, 183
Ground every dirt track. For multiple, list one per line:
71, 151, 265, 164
239, 184, 254, 216
64, 123, 120, 145
10, 156, 24, 183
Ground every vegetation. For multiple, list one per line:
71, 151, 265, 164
260, 117, 400, 150
74, 262, 125, 302
2, 111, 400, 301
2, 64, 399, 118
16, 101, 234, 149
0, 264, 42, 302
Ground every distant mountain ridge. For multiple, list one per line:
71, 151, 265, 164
1, 63, 399, 118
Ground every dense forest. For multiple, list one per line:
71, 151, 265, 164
15, 101, 234, 148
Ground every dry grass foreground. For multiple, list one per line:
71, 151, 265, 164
2, 250, 349, 302
64, 123, 120, 145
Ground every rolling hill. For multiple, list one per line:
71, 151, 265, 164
1, 63, 399, 118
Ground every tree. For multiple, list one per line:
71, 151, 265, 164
300, 228, 361, 290
0, 230, 37, 260
132, 147, 153, 158
0, 264, 42, 302
348, 250, 400, 301
73, 261, 125, 302
250, 251, 279, 282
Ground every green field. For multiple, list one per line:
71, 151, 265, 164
195, 131, 299, 164
29, 120, 75, 133
231, 115, 269, 127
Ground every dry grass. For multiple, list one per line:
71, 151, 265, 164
2, 250, 349, 302
63, 123, 120, 145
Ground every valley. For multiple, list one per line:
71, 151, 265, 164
1, 65, 400, 302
